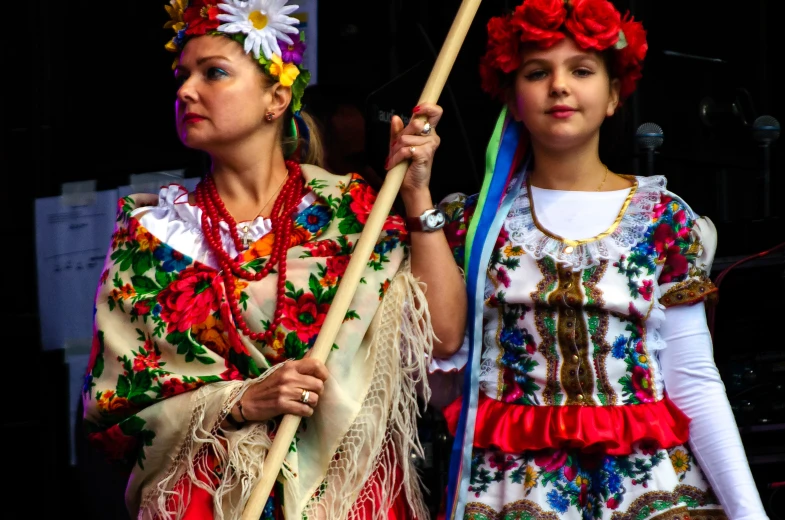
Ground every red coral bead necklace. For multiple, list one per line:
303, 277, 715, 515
194, 160, 304, 342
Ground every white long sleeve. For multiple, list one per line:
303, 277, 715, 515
658, 303, 769, 520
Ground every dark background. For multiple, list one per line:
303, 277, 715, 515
5, 0, 784, 517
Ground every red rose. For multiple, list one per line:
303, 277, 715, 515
652, 223, 676, 259
348, 182, 378, 225
511, 0, 567, 47
637, 279, 654, 301
281, 293, 329, 343
157, 265, 221, 333
133, 347, 161, 372
127, 217, 139, 239
495, 226, 510, 249
632, 365, 655, 402
607, 496, 620, 510
564, 0, 621, 50
563, 462, 578, 482
479, 59, 503, 99
88, 424, 139, 461
160, 377, 200, 398
134, 300, 152, 316
87, 332, 103, 375
485, 16, 523, 73
184, 1, 221, 36
638, 439, 660, 456
660, 246, 689, 283
383, 214, 408, 237
221, 364, 244, 381
496, 267, 511, 288
326, 255, 351, 278
304, 239, 341, 258
534, 449, 568, 472
443, 220, 466, 252
615, 12, 647, 99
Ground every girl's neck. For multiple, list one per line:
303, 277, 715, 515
528, 137, 609, 192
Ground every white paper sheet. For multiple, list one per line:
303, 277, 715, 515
35, 190, 120, 352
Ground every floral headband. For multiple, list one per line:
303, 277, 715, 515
480, 0, 647, 102
165, 0, 311, 114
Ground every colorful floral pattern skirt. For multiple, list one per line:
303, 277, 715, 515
463, 441, 726, 520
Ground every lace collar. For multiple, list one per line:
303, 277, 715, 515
504, 174, 667, 270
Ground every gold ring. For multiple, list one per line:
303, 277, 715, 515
300, 389, 310, 404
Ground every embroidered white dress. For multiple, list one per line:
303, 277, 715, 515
433, 175, 768, 520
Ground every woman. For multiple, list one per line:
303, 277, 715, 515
395, 0, 770, 518
82, 1, 461, 518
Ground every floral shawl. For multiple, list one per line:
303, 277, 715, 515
82, 165, 432, 520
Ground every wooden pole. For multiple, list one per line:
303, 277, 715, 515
241, 1, 483, 517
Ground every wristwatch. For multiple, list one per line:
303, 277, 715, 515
406, 207, 447, 232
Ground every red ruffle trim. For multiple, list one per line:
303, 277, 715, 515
443, 393, 691, 456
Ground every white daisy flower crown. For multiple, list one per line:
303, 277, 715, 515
165, 0, 311, 113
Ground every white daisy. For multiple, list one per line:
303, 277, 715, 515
217, 0, 301, 60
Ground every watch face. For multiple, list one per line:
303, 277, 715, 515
426, 211, 445, 229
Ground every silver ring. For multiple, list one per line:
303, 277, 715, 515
300, 389, 310, 404
421, 122, 432, 135
409, 146, 416, 155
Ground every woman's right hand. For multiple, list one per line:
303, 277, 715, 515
233, 358, 329, 422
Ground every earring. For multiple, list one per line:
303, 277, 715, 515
265, 111, 275, 122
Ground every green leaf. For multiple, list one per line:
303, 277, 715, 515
132, 275, 160, 294
155, 270, 172, 288
338, 215, 363, 235
131, 393, 154, 407
540, 471, 559, 486
195, 355, 216, 365
116, 375, 131, 397
284, 332, 309, 360
133, 251, 153, 275
131, 370, 153, 396
166, 330, 187, 346
119, 415, 146, 436
344, 310, 360, 322
119, 253, 133, 272
291, 70, 311, 113
336, 199, 352, 219
308, 273, 324, 301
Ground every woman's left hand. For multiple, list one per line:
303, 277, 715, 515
387, 103, 443, 196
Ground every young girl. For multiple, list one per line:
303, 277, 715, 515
390, 0, 770, 518
82, 1, 447, 518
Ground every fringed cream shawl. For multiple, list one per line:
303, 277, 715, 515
82, 165, 433, 519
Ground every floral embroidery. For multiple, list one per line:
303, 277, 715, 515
669, 448, 691, 480
84, 170, 405, 473
441, 193, 478, 267
467, 445, 672, 517
499, 303, 540, 405
617, 304, 655, 404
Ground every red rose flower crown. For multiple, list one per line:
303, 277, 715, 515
480, 0, 648, 101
